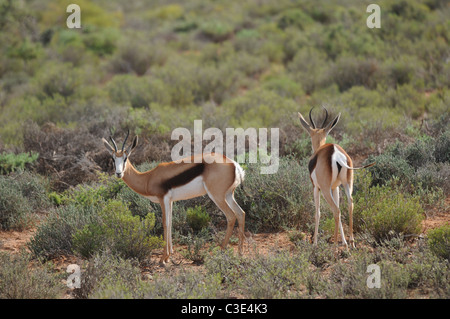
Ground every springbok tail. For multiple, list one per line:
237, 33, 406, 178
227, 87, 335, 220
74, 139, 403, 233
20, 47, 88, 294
338, 159, 376, 170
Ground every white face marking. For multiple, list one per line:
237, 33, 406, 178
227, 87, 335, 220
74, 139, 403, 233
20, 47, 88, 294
113, 154, 127, 178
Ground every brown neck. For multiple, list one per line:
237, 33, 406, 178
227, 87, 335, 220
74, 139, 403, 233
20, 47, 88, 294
122, 162, 150, 196
311, 138, 326, 153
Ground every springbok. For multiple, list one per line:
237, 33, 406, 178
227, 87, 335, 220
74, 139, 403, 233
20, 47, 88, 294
298, 107, 375, 249
102, 131, 246, 265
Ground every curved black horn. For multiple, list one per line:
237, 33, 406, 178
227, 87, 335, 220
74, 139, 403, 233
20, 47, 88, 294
109, 136, 118, 152
122, 129, 130, 151
321, 106, 328, 128
309, 107, 316, 129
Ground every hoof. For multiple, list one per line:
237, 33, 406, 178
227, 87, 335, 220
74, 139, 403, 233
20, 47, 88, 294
159, 257, 170, 267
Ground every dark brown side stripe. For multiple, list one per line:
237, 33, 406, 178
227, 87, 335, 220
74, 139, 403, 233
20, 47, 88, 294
308, 155, 317, 174
162, 164, 205, 191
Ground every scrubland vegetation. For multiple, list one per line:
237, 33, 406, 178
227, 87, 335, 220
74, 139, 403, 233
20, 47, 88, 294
0, 0, 449, 299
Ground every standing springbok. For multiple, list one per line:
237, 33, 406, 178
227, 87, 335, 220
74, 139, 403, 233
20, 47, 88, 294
102, 130, 246, 265
298, 107, 375, 249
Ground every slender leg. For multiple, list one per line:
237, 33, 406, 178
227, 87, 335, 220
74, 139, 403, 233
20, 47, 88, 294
323, 189, 348, 251
313, 186, 321, 246
332, 187, 347, 246
159, 196, 173, 264
226, 191, 246, 254
167, 199, 173, 255
344, 184, 355, 248
159, 200, 170, 264
204, 184, 238, 251
216, 199, 237, 250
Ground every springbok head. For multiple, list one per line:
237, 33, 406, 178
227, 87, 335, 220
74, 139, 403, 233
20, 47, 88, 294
298, 107, 341, 152
102, 130, 138, 178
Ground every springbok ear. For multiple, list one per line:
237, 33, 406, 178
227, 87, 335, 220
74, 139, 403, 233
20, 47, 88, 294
126, 136, 138, 155
298, 112, 312, 134
325, 113, 341, 134
102, 138, 115, 155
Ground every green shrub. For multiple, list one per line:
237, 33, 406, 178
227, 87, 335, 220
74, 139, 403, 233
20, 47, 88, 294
262, 76, 304, 99
427, 224, 450, 260
82, 27, 119, 56
73, 251, 143, 299
0, 151, 38, 174
141, 270, 223, 299
413, 162, 450, 195
72, 200, 163, 261
180, 228, 211, 264
109, 37, 168, 75
0, 179, 32, 230
234, 157, 313, 232
354, 173, 424, 242
48, 191, 63, 206
434, 130, 450, 163
287, 47, 330, 94
37, 62, 83, 98
277, 8, 314, 30
330, 57, 381, 91
223, 88, 297, 128
0, 172, 50, 230
107, 75, 171, 108
200, 20, 234, 42
403, 135, 435, 169
28, 204, 100, 259
75, 250, 223, 299
186, 206, 211, 233
365, 152, 414, 187
284, 136, 312, 160
0, 252, 63, 299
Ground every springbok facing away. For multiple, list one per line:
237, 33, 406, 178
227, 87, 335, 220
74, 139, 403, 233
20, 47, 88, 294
298, 108, 375, 249
102, 131, 246, 265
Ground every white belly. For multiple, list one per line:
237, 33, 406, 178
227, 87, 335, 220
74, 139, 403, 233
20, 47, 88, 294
169, 175, 207, 201
145, 195, 160, 203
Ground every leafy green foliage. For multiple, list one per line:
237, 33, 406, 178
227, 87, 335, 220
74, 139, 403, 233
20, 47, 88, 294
427, 224, 450, 260
186, 206, 211, 233
72, 200, 163, 261
0, 152, 38, 174
0, 172, 50, 230
354, 172, 424, 242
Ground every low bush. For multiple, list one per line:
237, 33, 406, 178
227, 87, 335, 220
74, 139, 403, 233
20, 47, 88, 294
434, 129, 450, 163
72, 200, 163, 261
366, 136, 449, 194
108, 37, 168, 76
234, 157, 314, 232
28, 204, 99, 259
200, 20, 234, 43
186, 206, 211, 233
74, 250, 223, 299
0, 252, 63, 299
0, 151, 39, 174
427, 224, 450, 260
180, 228, 212, 264
353, 173, 424, 242
0, 171, 50, 230
73, 251, 143, 299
